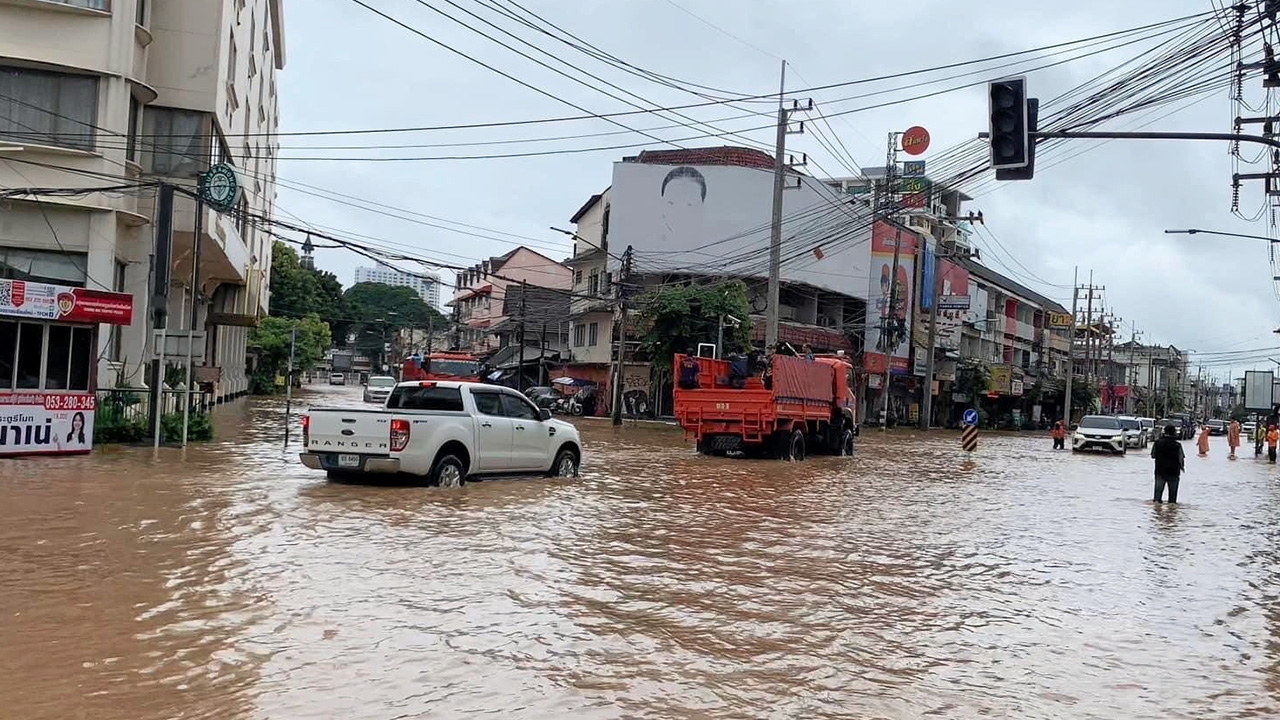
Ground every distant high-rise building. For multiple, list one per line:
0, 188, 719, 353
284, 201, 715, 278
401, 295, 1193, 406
354, 265, 442, 308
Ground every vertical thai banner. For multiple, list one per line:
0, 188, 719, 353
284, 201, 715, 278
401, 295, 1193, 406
864, 221, 917, 374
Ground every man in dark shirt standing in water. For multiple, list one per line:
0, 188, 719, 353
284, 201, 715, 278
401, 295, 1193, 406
1150, 424, 1186, 503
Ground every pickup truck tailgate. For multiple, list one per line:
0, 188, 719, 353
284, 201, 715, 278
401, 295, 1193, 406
306, 408, 394, 455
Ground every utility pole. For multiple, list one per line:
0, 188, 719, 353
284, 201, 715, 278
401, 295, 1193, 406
283, 325, 296, 449
878, 130, 905, 430
611, 246, 634, 426
180, 195, 204, 448
517, 280, 527, 393
1064, 266, 1078, 425
540, 321, 548, 386
764, 61, 812, 348
150, 182, 175, 450
1126, 321, 1142, 415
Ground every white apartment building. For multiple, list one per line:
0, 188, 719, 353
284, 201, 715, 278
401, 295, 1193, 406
354, 264, 442, 308
0, 0, 285, 402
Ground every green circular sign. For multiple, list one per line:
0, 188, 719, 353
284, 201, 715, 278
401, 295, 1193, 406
199, 163, 241, 211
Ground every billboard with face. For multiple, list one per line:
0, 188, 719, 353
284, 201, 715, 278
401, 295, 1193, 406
607, 162, 873, 299
864, 221, 918, 374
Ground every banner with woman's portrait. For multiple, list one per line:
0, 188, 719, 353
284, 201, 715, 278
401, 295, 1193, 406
0, 393, 95, 456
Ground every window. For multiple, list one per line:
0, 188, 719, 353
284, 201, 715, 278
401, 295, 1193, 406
573, 269, 583, 286
573, 324, 586, 347
136, 0, 147, 26
126, 97, 140, 162
0, 67, 99, 151
227, 34, 237, 84
49, 0, 108, 10
108, 261, 126, 362
587, 270, 599, 295
0, 248, 88, 286
588, 322, 599, 347
42, 325, 92, 391
472, 391, 504, 416
500, 393, 539, 421
0, 321, 14, 390
386, 385, 463, 411
142, 106, 207, 176
14, 323, 43, 389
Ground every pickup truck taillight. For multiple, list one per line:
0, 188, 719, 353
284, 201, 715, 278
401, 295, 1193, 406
301, 415, 309, 446
390, 418, 411, 452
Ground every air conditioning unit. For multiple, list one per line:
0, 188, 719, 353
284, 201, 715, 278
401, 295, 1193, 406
817, 314, 836, 327
778, 306, 797, 321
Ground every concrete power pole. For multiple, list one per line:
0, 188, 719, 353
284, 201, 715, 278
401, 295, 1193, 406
764, 61, 812, 348
1063, 266, 1078, 425
610, 246, 634, 426
920, 239, 979, 429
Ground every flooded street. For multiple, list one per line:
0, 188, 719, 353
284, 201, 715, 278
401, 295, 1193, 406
2, 384, 1279, 719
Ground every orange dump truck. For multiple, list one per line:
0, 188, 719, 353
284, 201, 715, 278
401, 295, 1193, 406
673, 352, 858, 460
400, 352, 483, 383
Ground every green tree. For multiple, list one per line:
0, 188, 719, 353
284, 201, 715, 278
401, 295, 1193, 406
343, 282, 448, 358
268, 241, 347, 335
248, 314, 332, 394
636, 281, 753, 371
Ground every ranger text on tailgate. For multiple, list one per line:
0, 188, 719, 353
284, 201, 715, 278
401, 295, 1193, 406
299, 381, 583, 487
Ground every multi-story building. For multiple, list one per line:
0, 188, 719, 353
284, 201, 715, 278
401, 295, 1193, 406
353, 264, 442, 308
564, 147, 867, 416
449, 246, 571, 356
0, 0, 285, 404
954, 257, 1073, 425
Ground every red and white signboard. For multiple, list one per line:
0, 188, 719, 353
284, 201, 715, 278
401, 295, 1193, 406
0, 279, 133, 325
0, 393, 96, 456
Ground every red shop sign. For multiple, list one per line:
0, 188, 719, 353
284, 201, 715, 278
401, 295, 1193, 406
0, 280, 133, 326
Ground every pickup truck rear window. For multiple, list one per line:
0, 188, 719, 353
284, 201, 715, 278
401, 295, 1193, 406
387, 385, 464, 411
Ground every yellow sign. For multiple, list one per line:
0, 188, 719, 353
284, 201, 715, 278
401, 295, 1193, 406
1048, 312, 1072, 328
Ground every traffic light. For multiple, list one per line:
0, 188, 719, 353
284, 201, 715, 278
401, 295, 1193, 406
988, 77, 1029, 170
995, 98, 1037, 181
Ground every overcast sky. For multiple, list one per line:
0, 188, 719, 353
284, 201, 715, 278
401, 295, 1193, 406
275, 0, 1278, 382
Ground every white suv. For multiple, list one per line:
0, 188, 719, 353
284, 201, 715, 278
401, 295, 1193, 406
1073, 415, 1127, 455
1116, 415, 1147, 449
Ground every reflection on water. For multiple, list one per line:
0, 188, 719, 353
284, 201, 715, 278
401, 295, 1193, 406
1, 384, 1279, 719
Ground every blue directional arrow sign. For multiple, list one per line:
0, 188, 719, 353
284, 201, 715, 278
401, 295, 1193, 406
963, 408, 979, 426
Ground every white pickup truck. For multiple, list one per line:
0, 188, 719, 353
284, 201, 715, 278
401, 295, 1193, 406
299, 380, 583, 487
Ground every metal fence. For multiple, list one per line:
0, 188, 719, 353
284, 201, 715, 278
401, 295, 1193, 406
95, 388, 213, 426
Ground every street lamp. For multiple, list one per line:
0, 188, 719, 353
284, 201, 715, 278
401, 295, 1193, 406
1164, 228, 1280, 242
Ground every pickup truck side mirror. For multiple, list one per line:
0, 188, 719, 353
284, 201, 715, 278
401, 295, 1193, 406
1069, 424, 1078, 431
539, 408, 552, 421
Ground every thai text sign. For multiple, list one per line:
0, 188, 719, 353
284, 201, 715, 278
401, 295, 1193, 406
0, 392, 96, 456
0, 280, 133, 325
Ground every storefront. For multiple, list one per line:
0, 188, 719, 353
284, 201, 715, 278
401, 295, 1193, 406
0, 278, 134, 457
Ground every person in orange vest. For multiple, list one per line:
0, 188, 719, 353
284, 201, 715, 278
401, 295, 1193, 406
1227, 419, 1241, 460
1051, 420, 1067, 450
1268, 425, 1279, 464
1197, 424, 1211, 457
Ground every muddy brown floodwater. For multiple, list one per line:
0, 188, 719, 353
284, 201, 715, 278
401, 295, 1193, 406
2, 383, 1279, 719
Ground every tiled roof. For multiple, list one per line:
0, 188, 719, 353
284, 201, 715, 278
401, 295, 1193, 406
629, 146, 775, 170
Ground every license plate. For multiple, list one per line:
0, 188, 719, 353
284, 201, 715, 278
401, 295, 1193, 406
337, 454, 361, 468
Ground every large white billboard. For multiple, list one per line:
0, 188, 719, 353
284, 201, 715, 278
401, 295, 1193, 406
1245, 370, 1274, 411
607, 162, 872, 298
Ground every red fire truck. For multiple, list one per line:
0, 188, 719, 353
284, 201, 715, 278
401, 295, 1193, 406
673, 352, 857, 460
400, 352, 484, 383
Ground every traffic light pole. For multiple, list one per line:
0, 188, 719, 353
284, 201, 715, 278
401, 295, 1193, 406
981, 130, 1280, 151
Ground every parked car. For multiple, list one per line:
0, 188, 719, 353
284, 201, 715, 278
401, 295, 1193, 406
1168, 412, 1196, 439
328, 372, 346, 386
1072, 415, 1127, 455
363, 375, 397, 404
1157, 418, 1187, 439
1116, 415, 1147, 449
1205, 418, 1227, 436
300, 381, 583, 487
1138, 417, 1157, 443
524, 385, 563, 410
1243, 420, 1258, 436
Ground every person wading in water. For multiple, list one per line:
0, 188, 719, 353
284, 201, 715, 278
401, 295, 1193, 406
1151, 424, 1186, 504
